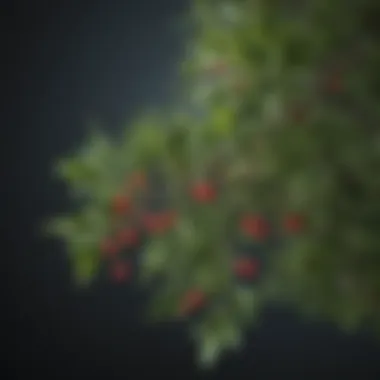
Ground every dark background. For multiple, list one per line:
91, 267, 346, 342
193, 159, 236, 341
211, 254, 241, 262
2, 0, 380, 378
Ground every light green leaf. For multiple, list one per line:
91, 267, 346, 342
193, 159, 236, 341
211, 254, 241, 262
71, 249, 99, 287
336, 302, 364, 333
198, 329, 223, 369
193, 266, 217, 290
145, 285, 185, 322
140, 239, 170, 283
220, 2, 244, 25
235, 287, 260, 322
56, 157, 96, 183
192, 83, 215, 104
262, 92, 284, 125
211, 106, 235, 137
175, 219, 199, 250
82, 130, 114, 166
44, 216, 78, 239
195, 315, 243, 369
213, 311, 244, 349
68, 237, 100, 286
222, 324, 243, 349
128, 118, 167, 163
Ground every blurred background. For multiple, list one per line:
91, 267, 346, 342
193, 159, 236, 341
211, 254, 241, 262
2, 0, 380, 378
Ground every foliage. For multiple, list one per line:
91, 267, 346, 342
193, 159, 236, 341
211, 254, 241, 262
46, 0, 380, 368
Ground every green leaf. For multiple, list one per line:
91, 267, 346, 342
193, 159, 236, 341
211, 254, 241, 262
68, 237, 100, 287
164, 125, 191, 172
213, 309, 244, 349
44, 216, 78, 239
220, 323, 243, 349
175, 218, 201, 252
193, 265, 217, 291
336, 301, 364, 333
198, 330, 223, 369
219, 2, 244, 25
128, 117, 168, 164
139, 239, 170, 283
210, 105, 236, 137
71, 248, 99, 287
57, 130, 113, 181
194, 313, 243, 369
84, 130, 114, 164
56, 157, 96, 184
145, 284, 185, 322
234, 286, 260, 324
47, 207, 107, 287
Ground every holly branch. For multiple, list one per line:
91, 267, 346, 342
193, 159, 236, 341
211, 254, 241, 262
46, 0, 380, 368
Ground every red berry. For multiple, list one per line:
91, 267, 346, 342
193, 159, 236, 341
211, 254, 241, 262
162, 210, 177, 226
283, 213, 305, 234
191, 182, 217, 203
207, 60, 229, 75
328, 78, 342, 93
326, 73, 343, 94
143, 210, 177, 234
111, 194, 131, 215
117, 227, 139, 247
100, 238, 120, 259
234, 257, 260, 279
142, 214, 156, 231
130, 171, 147, 191
290, 105, 307, 124
109, 261, 131, 283
233, 79, 250, 93
240, 215, 270, 240
179, 289, 206, 316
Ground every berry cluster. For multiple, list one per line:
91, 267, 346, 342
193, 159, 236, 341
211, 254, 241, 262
99, 173, 306, 315
99, 171, 178, 284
